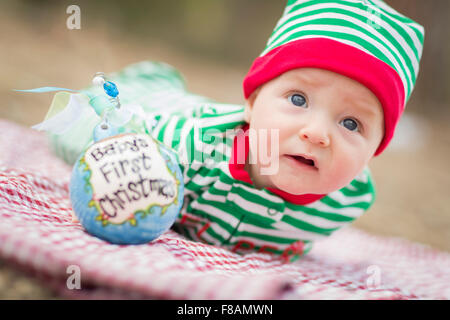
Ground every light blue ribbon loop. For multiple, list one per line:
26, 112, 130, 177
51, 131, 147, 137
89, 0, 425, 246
15, 85, 145, 137
14, 86, 105, 112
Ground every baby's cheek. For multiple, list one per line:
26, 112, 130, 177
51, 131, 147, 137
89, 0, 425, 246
327, 153, 362, 190
256, 106, 286, 130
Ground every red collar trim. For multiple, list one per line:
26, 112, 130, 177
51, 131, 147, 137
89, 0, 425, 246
228, 124, 326, 205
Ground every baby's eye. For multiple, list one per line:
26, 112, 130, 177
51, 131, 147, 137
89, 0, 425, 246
340, 118, 360, 132
289, 94, 307, 108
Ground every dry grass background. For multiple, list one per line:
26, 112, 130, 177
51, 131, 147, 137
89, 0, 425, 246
0, 1, 448, 299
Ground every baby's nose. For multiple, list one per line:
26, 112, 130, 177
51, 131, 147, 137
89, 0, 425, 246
298, 127, 330, 147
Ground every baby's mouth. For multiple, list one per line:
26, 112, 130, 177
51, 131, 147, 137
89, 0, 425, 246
285, 154, 318, 170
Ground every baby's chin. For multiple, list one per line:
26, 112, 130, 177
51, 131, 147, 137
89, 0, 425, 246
268, 174, 349, 195
275, 184, 333, 196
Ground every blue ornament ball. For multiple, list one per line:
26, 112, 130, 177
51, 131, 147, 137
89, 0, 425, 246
69, 133, 184, 244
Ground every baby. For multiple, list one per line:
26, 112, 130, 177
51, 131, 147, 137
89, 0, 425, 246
42, 0, 424, 262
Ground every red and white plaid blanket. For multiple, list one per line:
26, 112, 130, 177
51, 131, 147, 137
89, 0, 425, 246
0, 119, 449, 300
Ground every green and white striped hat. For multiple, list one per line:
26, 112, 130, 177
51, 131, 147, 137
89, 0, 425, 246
243, 0, 424, 155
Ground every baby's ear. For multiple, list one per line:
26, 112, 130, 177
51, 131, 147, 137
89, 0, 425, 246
244, 88, 260, 123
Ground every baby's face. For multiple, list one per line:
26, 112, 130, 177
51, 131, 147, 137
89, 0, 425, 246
244, 68, 384, 195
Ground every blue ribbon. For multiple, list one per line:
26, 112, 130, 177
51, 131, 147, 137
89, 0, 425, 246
13, 87, 78, 92
13, 87, 96, 100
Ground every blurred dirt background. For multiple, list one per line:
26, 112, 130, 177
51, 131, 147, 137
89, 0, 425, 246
0, 0, 448, 299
